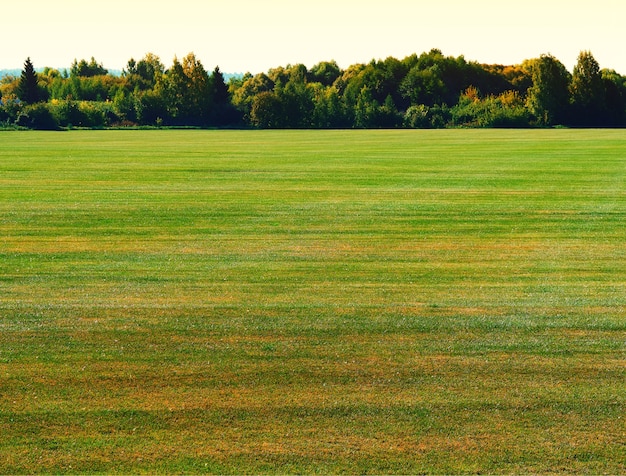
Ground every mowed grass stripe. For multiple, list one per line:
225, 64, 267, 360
0, 129, 624, 474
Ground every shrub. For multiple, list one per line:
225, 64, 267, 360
49, 100, 119, 128
403, 104, 450, 128
450, 89, 530, 128
0, 98, 21, 125
49, 100, 84, 127
16, 103, 59, 130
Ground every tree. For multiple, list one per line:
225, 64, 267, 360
232, 73, 274, 114
209, 66, 239, 126
525, 54, 571, 126
378, 94, 402, 128
135, 89, 168, 125
211, 67, 229, 105
354, 86, 378, 128
125, 53, 165, 90
71, 57, 108, 77
309, 60, 342, 87
17, 57, 43, 104
163, 53, 212, 125
601, 69, 626, 126
342, 57, 409, 112
182, 53, 212, 125
311, 85, 348, 128
400, 67, 446, 106
274, 70, 314, 128
250, 91, 283, 128
570, 51, 605, 126
163, 57, 187, 121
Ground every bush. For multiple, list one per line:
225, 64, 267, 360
135, 90, 168, 126
78, 101, 107, 128
450, 90, 530, 128
49, 100, 83, 127
0, 98, 21, 125
49, 100, 119, 128
404, 104, 450, 128
16, 103, 59, 130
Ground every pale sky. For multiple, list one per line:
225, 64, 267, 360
4, 0, 626, 74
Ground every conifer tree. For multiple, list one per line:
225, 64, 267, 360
211, 66, 230, 106
17, 57, 42, 104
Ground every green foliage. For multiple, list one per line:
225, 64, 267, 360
0, 97, 21, 126
135, 90, 168, 126
210, 66, 240, 126
602, 69, 626, 126
48, 100, 117, 128
211, 66, 229, 105
400, 49, 512, 108
71, 57, 108, 77
403, 104, 450, 128
124, 53, 165, 90
342, 57, 409, 114
400, 67, 446, 106
570, 51, 606, 126
232, 72, 274, 121
16, 102, 58, 129
250, 91, 283, 128
112, 88, 138, 124
48, 74, 120, 102
5, 49, 626, 129
162, 53, 213, 126
352, 87, 402, 128
309, 60, 342, 86
354, 85, 377, 127
451, 88, 530, 128
526, 54, 571, 126
277, 80, 315, 128
311, 85, 349, 128
16, 58, 46, 104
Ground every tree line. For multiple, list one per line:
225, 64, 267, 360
1, 49, 625, 130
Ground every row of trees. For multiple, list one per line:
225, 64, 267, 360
2, 49, 625, 129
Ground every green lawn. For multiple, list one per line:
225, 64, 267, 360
0, 129, 624, 474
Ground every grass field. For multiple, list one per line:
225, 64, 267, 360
0, 129, 624, 474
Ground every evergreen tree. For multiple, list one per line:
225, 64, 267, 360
210, 66, 239, 126
211, 66, 230, 106
71, 57, 108, 77
17, 57, 42, 104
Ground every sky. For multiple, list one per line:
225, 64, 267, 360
4, 0, 626, 74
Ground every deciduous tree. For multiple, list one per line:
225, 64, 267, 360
525, 54, 571, 126
601, 69, 626, 126
164, 53, 212, 125
125, 53, 165, 90
309, 61, 342, 87
570, 51, 605, 126
250, 91, 282, 128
